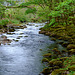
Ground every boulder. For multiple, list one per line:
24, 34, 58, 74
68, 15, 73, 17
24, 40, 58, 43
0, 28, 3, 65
68, 49, 75, 54
42, 58, 49, 63
43, 53, 52, 58
62, 42, 69, 47
41, 68, 52, 75
39, 31, 47, 34
51, 38, 56, 41
68, 66, 75, 71
67, 44, 75, 50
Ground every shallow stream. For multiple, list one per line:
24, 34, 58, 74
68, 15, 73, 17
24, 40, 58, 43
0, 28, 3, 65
0, 23, 65, 75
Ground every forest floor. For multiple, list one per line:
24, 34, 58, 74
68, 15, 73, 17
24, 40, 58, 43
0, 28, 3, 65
39, 24, 75, 75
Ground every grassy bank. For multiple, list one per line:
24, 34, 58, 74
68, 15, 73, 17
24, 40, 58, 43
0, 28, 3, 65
39, 24, 75, 75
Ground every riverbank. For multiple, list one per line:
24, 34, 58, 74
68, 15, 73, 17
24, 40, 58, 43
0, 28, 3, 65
39, 24, 75, 75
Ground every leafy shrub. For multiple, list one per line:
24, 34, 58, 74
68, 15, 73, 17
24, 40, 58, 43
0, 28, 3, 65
9, 19, 20, 24
16, 15, 26, 23
25, 8, 37, 14
0, 19, 9, 26
48, 0, 75, 26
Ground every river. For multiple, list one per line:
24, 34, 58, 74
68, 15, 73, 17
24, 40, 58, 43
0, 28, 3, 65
0, 23, 65, 75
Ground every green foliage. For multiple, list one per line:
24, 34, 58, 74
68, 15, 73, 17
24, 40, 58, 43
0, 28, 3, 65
49, 18, 55, 26
20, 2, 32, 7
0, 19, 9, 26
25, 8, 37, 14
48, 0, 75, 26
0, 3, 6, 19
9, 19, 20, 24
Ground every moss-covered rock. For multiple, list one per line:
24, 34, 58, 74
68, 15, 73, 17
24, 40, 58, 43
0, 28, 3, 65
61, 50, 67, 53
41, 67, 52, 75
51, 38, 56, 41
67, 44, 75, 50
43, 53, 52, 58
49, 59, 56, 67
52, 48, 61, 55
53, 66, 60, 69
48, 59, 63, 67
68, 65, 75, 71
42, 58, 49, 63
51, 69, 67, 75
62, 42, 69, 47
39, 31, 47, 34
69, 49, 75, 55
70, 62, 75, 66
72, 35, 75, 39
60, 57, 69, 62
45, 32, 51, 36
53, 61, 63, 67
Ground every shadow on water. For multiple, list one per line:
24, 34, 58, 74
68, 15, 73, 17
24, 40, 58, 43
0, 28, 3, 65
0, 23, 66, 75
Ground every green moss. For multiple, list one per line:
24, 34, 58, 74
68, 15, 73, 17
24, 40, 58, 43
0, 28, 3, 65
69, 49, 75, 55
67, 44, 75, 50
51, 38, 56, 41
43, 53, 52, 58
42, 58, 49, 63
41, 67, 52, 75
51, 69, 66, 75
68, 65, 75, 71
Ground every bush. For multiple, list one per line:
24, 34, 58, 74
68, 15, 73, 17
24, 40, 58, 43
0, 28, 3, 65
0, 19, 9, 26
9, 19, 20, 24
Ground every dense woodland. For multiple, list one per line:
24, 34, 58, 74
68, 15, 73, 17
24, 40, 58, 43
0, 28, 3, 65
0, 0, 75, 75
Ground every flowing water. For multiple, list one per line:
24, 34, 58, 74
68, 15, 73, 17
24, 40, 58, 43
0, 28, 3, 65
0, 23, 65, 75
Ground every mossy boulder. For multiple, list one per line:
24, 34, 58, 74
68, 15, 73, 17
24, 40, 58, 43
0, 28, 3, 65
68, 39, 75, 44
53, 61, 63, 67
58, 41, 64, 44
51, 69, 66, 75
50, 33, 57, 37
72, 35, 75, 39
60, 57, 69, 62
1, 35, 7, 38
68, 65, 75, 71
42, 58, 49, 63
61, 50, 67, 53
43, 53, 52, 58
69, 49, 75, 54
41, 67, 52, 75
19, 25, 27, 29
9, 28, 15, 32
51, 38, 56, 41
49, 59, 56, 67
62, 42, 69, 47
58, 36, 71, 41
39, 31, 47, 34
70, 62, 75, 66
49, 59, 63, 67
67, 44, 75, 50
52, 48, 61, 55
53, 66, 60, 69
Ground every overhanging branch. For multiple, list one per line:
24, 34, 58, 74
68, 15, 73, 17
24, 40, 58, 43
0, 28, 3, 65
5, 6, 32, 8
